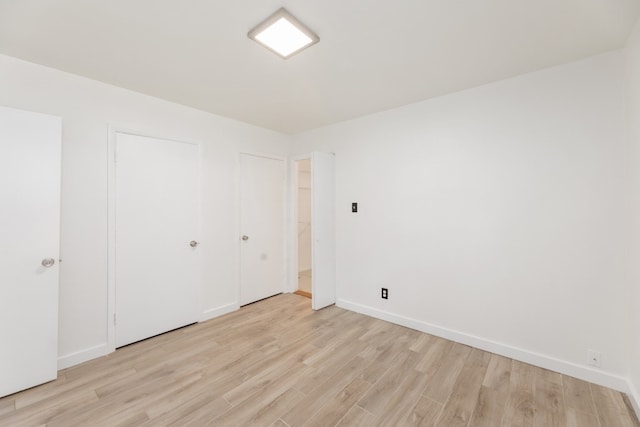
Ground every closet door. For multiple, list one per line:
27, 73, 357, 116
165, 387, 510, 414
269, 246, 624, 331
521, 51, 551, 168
0, 106, 61, 397
114, 132, 201, 348
239, 153, 285, 305
311, 152, 336, 310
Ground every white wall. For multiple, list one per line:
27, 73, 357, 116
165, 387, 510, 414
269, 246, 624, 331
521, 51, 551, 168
0, 54, 290, 368
1, 37, 636, 401
626, 18, 640, 412
292, 51, 630, 389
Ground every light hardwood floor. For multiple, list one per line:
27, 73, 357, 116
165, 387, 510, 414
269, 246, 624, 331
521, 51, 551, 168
298, 269, 312, 294
1, 294, 638, 426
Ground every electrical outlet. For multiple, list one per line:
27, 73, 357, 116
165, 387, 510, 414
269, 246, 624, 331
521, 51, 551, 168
352, 202, 358, 213
381, 288, 388, 299
588, 350, 601, 367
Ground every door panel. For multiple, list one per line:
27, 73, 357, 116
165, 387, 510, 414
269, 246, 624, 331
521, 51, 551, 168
240, 154, 285, 306
311, 152, 336, 310
115, 133, 200, 347
0, 106, 61, 397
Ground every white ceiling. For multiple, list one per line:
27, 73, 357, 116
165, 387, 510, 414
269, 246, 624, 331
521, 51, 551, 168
1, 1, 639, 134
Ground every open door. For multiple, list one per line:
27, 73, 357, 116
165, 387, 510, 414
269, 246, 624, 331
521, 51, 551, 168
0, 106, 61, 397
311, 152, 336, 310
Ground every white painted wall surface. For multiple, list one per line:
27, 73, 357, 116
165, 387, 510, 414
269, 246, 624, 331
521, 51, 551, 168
0, 41, 636, 403
626, 18, 640, 413
292, 51, 630, 388
0, 54, 290, 368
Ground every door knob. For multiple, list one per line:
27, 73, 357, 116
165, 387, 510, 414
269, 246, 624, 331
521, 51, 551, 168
41, 258, 55, 268
189, 240, 199, 247
241, 235, 249, 241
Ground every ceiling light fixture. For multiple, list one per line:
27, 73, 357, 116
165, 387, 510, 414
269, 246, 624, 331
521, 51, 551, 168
248, 8, 319, 59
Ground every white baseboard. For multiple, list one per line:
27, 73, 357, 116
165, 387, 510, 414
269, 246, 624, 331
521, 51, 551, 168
56, 304, 239, 371
337, 298, 630, 393
200, 302, 239, 322
57, 343, 111, 370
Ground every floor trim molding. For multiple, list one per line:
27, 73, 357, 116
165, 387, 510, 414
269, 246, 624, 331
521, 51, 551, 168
200, 302, 239, 323
58, 303, 240, 371
337, 298, 630, 394
294, 290, 312, 299
58, 343, 110, 370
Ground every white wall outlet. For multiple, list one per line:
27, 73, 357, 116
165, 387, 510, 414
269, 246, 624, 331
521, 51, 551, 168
588, 350, 601, 367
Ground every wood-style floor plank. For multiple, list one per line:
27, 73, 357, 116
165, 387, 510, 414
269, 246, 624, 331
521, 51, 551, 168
482, 353, 512, 394
468, 386, 508, 427
0, 293, 637, 426
423, 342, 472, 404
565, 406, 599, 427
302, 378, 372, 427
436, 348, 491, 426
591, 383, 640, 427
0, 398, 15, 417
500, 360, 536, 427
281, 356, 370, 426
532, 368, 565, 427
373, 367, 432, 427
335, 405, 376, 426
357, 350, 421, 415
562, 376, 594, 412
405, 395, 444, 426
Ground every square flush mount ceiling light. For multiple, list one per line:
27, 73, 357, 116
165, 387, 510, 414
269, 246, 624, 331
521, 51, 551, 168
248, 8, 319, 59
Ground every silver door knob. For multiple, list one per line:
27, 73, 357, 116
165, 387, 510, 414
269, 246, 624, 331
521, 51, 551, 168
189, 240, 199, 247
41, 258, 55, 268
241, 235, 249, 241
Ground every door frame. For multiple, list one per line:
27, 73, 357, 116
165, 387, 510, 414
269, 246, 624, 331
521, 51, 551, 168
107, 125, 203, 352
237, 152, 289, 306
288, 154, 311, 295
289, 152, 336, 308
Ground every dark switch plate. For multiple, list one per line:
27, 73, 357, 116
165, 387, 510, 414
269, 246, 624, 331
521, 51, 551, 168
352, 202, 358, 213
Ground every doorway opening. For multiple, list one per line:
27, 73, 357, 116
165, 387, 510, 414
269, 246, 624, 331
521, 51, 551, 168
295, 159, 312, 299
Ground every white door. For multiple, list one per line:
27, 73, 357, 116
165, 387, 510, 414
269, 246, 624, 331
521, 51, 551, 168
0, 106, 61, 397
311, 152, 336, 310
239, 154, 285, 306
115, 133, 200, 347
